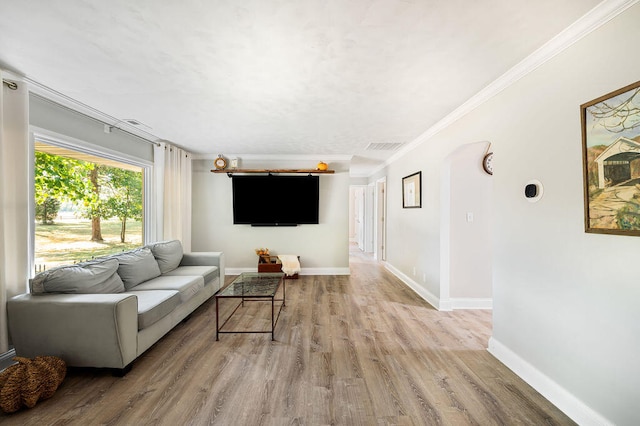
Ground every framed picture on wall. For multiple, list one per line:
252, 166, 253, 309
581, 79, 640, 236
402, 171, 422, 208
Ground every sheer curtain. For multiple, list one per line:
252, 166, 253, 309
0, 72, 30, 353
154, 142, 192, 252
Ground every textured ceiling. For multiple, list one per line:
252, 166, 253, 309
0, 0, 600, 175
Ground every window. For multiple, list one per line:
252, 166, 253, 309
33, 140, 146, 270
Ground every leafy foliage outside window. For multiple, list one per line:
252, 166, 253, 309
35, 197, 61, 225
35, 151, 142, 242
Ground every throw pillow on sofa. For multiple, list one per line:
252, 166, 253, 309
29, 258, 125, 294
146, 240, 183, 274
111, 248, 162, 290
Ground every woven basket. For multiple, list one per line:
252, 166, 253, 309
0, 356, 66, 413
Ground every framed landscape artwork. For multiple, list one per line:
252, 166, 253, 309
581, 79, 640, 236
402, 171, 421, 208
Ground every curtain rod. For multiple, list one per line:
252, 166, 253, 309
2, 79, 18, 90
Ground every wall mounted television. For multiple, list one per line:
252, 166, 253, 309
232, 175, 320, 226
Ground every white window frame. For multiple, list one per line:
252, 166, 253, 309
28, 126, 155, 276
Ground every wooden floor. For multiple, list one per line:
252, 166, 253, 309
1, 250, 574, 425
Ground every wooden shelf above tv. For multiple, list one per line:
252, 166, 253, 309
211, 169, 335, 175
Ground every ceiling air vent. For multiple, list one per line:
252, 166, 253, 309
366, 142, 404, 151
119, 119, 153, 131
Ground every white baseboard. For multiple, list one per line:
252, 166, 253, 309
301, 267, 350, 275
384, 263, 440, 310
383, 264, 492, 311
449, 297, 493, 309
488, 337, 613, 426
225, 267, 350, 276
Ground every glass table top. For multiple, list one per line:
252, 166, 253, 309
217, 272, 284, 297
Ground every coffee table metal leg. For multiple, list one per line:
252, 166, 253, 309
216, 297, 219, 341
271, 297, 275, 341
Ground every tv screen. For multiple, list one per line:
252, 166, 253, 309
232, 175, 320, 226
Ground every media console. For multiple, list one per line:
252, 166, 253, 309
258, 255, 299, 279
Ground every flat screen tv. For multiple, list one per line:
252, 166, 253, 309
232, 175, 320, 226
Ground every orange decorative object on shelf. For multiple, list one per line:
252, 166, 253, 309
316, 161, 328, 171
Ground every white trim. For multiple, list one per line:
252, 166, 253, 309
384, 263, 442, 310
449, 298, 493, 310
488, 338, 613, 426
30, 127, 156, 253
439, 153, 452, 304
31, 126, 153, 168
374, 176, 387, 262
369, 0, 639, 177
303, 267, 350, 275
225, 267, 350, 276
27, 133, 36, 282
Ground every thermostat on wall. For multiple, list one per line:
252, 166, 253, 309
525, 179, 543, 203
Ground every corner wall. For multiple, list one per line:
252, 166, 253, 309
376, 3, 640, 425
443, 141, 492, 308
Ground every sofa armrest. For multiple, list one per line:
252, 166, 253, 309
181, 252, 225, 283
7, 293, 138, 369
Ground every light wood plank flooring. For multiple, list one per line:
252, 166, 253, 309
1, 251, 574, 425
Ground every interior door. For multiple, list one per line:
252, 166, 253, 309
376, 178, 386, 261
355, 187, 365, 250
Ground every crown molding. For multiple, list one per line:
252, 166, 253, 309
376, 0, 639, 176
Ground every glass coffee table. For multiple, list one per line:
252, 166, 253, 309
215, 272, 285, 341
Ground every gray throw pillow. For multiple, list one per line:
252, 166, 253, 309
112, 248, 161, 290
30, 258, 125, 294
146, 240, 183, 273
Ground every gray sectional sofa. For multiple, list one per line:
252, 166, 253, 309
7, 240, 224, 372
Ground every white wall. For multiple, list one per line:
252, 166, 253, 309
381, 151, 442, 300
191, 158, 350, 274
348, 187, 358, 241
444, 141, 492, 306
375, 4, 640, 425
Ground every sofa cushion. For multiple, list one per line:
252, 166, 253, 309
131, 275, 204, 303
162, 266, 219, 285
111, 248, 161, 290
29, 258, 125, 294
146, 240, 183, 274
127, 290, 181, 330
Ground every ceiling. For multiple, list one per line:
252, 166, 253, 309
0, 0, 601, 175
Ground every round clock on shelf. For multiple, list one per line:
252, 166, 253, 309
482, 152, 493, 175
214, 154, 227, 170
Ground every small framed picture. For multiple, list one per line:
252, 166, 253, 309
402, 171, 422, 208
